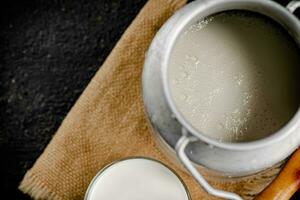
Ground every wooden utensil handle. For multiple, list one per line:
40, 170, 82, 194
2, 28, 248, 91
255, 148, 300, 200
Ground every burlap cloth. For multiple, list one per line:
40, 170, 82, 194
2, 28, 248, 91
19, 0, 281, 199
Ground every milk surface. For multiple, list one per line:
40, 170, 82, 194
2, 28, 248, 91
169, 11, 299, 142
86, 159, 189, 200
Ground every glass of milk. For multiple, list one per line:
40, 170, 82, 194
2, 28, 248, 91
85, 157, 190, 200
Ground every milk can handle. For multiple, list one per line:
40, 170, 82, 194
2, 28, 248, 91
287, 0, 300, 12
175, 130, 242, 200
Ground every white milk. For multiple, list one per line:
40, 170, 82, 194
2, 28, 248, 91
169, 11, 299, 143
86, 158, 189, 200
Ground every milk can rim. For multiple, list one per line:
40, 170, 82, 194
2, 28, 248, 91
161, 0, 300, 151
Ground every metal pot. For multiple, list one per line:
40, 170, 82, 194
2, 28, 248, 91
142, 0, 300, 199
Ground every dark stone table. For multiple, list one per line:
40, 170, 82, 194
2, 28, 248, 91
0, 0, 147, 199
0, 0, 298, 199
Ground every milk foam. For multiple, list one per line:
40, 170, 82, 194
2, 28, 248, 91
169, 11, 299, 142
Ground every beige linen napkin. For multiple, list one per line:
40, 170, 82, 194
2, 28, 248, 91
19, 0, 281, 199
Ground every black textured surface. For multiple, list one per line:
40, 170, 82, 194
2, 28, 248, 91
0, 0, 146, 199
0, 0, 299, 199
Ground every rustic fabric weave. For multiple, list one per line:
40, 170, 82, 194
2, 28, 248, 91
19, 0, 280, 199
